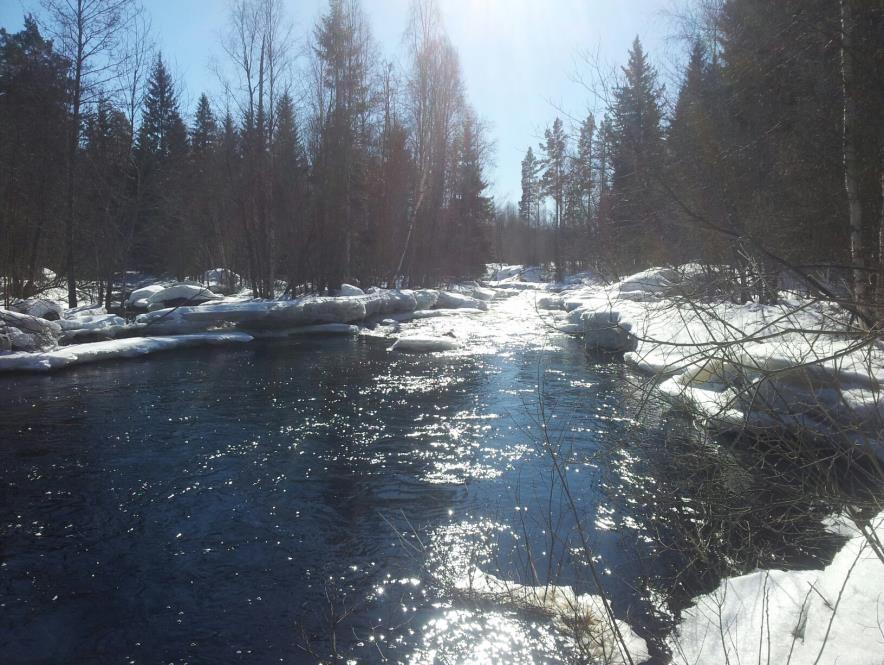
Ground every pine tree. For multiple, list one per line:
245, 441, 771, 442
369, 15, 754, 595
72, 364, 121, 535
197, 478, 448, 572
519, 147, 539, 225
540, 117, 567, 280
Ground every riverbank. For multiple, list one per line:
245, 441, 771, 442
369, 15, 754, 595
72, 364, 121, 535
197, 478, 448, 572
531, 264, 884, 664
0, 282, 499, 373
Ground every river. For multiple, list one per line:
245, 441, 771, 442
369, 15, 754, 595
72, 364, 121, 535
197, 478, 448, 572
0, 291, 848, 664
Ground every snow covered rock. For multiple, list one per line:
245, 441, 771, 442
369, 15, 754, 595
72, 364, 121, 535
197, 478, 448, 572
408, 289, 439, 310
583, 311, 637, 353
388, 335, 459, 353
56, 306, 129, 344
613, 267, 679, 297
435, 291, 489, 311
338, 283, 364, 296
0, 309, 61, 351
125, 284, 167, 309
10, 298, 63, 321
146, 284, 221, 309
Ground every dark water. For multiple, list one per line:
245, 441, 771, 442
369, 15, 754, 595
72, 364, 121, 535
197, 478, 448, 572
0, 294, 845, 664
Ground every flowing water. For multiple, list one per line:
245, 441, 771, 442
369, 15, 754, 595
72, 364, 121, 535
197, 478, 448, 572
0, 292, 847, 664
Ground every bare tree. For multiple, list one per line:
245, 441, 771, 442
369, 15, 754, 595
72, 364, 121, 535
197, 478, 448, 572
40, 0, 141, 307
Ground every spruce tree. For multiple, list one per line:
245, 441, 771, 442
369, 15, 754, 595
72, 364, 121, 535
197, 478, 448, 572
134, 53, 189, 275
610, 37, 665, 268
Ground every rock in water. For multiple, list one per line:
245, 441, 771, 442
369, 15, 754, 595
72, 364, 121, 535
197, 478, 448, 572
583, 311, 637, 353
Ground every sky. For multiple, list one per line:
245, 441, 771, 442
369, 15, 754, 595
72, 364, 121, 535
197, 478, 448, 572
0, 0, 678, 205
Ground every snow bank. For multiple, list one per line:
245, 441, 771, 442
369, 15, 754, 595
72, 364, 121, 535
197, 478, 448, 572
125, 283, 167, 309
668, 511, 884, 665
553, 267, 884, 451
456, 569, 649, 664
338, 283, 364, 296
56, 305, 128, 343
388, 336, 459, 353
9, 298, 63, 321
0, 309, 61, 351
133, 289, 424, 334
435, 291, 489, 311
146, 283, 221, 309
0, 332, 253, 373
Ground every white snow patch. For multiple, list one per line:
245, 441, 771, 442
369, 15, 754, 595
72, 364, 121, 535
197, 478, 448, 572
668, 511, 884, 665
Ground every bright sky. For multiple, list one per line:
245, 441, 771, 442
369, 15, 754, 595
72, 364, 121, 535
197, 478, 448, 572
1, 0, 675, 205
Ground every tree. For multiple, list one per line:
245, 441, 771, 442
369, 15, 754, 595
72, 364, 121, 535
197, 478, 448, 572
609, 37, 665, 269
540, 117, 567, 281
310, 0, 374, 291
448, 110, 493, 277
271, 93, 308, 287
564, 113, 595, 269
0, 16, 69, 302
133, 53, 188, 275
223, 0, 294, 297
80, 98, 131, 305
40, 0, 140, 307
518, 147, 540, 226
402, 0, 464, 285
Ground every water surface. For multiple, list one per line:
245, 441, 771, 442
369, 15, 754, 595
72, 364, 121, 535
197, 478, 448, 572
0, 293, 845, 664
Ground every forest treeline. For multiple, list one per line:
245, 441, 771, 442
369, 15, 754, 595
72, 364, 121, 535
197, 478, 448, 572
2, 0, 883, 311
504, 0, 883, 310
0, 0, 492, 306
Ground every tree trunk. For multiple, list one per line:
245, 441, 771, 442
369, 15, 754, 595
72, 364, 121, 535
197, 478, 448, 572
841, 0, 865, 307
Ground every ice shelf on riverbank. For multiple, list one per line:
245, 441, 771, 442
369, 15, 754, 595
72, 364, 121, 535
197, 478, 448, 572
0, 332, 254, 372
0, 280, 501, 372
543, 265, 884, 455
666, 510, 884, 665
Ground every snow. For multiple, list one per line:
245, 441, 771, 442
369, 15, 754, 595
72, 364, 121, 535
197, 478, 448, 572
668, 511, 884, 665
0, 308, 61, 351
455, 568, 650, 664
201, 268, 241, 295
338, 283, 364, 296
435, 291, 489, 311
9, 298, 63, 321
549, 266, 884, 452
0, 332, 253, 373
125, 283, 167, 308
409, 289, 439, 310
146, 283, 222, 308
388, 335, 459, 353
